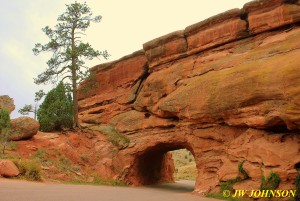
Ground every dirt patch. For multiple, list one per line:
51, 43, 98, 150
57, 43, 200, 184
1, 129, 116, 183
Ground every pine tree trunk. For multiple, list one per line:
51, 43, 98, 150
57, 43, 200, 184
71, 27, 80, 128
72, 78, 79, 128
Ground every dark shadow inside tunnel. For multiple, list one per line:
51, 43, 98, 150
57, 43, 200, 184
132, 143, 197, 192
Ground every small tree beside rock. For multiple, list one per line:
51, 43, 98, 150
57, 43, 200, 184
18, 90, 45, 120
0, 109, 12, 155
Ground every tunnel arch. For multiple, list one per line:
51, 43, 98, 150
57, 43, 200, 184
126, 141, 198, 186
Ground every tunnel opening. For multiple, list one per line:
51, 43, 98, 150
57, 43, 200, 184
170, 149, 197, 181
132, 142, 197, 192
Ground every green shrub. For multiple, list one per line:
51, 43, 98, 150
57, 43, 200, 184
238, 161, 249, 179
220, 177, 242, 192
260, 172, 281, 191
0, 109, 10, 130
0, 109, 12, 155
7, 141, 17, 151
37, 82, 73, 131
220, 181, 234, 192
219, 161, 249, 194
58, 156, 72, 172
32, 148, 47, 161
15, 159, 42, 181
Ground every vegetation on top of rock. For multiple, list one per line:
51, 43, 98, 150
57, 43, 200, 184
33, 2, 109, 128
37, 82, 73, 132
89, 125, 129, 149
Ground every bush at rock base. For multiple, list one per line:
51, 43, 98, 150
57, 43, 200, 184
13, 159, 42, 181
37, 82, 73, 132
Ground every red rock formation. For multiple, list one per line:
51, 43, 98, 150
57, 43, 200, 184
144, 30, 187, 68
244, 0, 300, 34
78, 0, 300, 194
0, 95, 15, 114
0, 160, 19, 177
10, 117, 40, 141
0, 95, 39, 141
185, 9, 247, 56
78, 50, 147, 127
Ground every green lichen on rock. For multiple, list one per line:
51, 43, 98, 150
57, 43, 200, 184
89, 125, 129, 149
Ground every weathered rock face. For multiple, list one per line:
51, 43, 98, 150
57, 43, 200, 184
78, 0, 300, 193
0, 160, 19, 177
0, 95, 15, 114
10, 117, 40, 141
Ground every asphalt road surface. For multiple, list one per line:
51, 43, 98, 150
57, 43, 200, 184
0, 179, 219, 201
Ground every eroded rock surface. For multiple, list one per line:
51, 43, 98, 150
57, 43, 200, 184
0, 95, 15, 114
78, 0, 300, 193
10, 117, 40, 141
0, 160, 19, 177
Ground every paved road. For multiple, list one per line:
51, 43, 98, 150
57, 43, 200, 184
0, 179, 219, 201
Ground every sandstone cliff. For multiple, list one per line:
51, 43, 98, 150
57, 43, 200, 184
78, 0, 300, 194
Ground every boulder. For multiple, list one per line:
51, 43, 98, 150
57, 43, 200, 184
0, 95, 15, 114
0, 160, 19, 177
10, 117, 40, 141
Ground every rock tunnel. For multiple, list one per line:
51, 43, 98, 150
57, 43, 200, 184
78, 0, 300, 193
128, 142, 195, 186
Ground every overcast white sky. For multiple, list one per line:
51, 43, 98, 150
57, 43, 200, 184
0, 0, 251, 118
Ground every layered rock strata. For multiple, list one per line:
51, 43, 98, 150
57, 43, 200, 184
78, 0, 300, 193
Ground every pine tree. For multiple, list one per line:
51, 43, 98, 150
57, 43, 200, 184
33, 2, 109, 128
